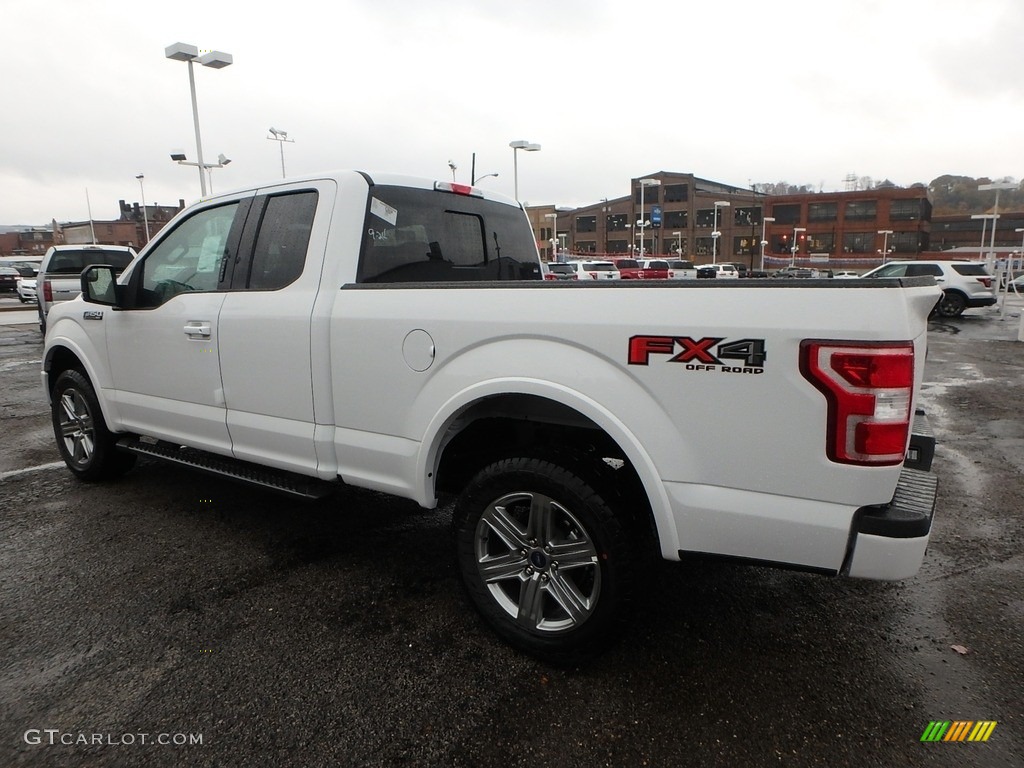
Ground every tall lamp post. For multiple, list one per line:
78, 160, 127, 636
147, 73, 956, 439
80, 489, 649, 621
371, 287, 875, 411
759, 216, 775, 271
877, 229, 894, 263
171, 151, 231, 194
545, 212, 558, 261
671, 231, 682, 256
790, 226, 806, 266
165, 42, 233, 198
637, 178, 661, 258
135, 174, 151, 245
979, 181, 1016, 273
509, 140, 541, 201
712, 200, 731, 264
971, 213, 998, 262
267, 127, 294, 178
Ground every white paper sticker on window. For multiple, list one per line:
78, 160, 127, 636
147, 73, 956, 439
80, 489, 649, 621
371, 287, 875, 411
370, 198, 398, 226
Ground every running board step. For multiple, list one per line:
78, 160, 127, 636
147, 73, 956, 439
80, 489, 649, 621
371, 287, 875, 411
117, 437, 336, 500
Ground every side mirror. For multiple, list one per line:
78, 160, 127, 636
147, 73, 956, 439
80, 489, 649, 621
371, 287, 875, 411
81, 265, 120, 307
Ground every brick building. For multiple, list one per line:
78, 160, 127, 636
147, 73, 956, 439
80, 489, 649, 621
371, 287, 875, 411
529, 174, 934, 271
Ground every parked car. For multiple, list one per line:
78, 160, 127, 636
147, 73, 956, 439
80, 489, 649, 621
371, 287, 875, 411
1009, 273, 1024, 293
37, 244, 136, 332
608, 258, 644, 279
17, 274, 38, 303
0, 266, 19, 293
542, 262, 578, 281
637, 259, 670, 279
664, 259, 697, 279
566, 260, 621, 280
774, 266, 818, 278
833, 270, 861, 279
860, 260, 996, 318
696, 263, 739, 279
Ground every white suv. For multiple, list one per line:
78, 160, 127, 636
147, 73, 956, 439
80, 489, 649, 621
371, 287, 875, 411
861, 260, 996, 318
566, 260, 621, 280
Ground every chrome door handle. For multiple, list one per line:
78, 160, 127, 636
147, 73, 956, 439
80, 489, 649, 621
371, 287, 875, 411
184, 322, 211, 338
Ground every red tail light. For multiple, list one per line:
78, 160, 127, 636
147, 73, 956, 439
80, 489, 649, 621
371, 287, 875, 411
978, 277, 992, 288
588, 272, 598, 279
800, 341, 914, 465
43, 280, 53, 302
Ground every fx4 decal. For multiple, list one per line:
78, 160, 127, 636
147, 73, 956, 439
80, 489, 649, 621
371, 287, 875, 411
628, 335, 766, 373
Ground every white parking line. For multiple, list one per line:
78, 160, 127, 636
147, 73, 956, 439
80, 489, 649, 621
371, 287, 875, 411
0, 461, 66, 481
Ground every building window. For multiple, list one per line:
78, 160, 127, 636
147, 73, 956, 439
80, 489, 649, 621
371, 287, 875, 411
694, 236, 714, 256
734, 206, 762, 226
607, 213, 630, 232
807, 232, 835, 253
808, 202, 837, 222
844, 200, 876, 221
634, 186, 660, 205
843, 232, 875, 254
667, 237, 688, 256
576, 215, 597, 233
664, 184, 689, 203
663, 210, 687, 228
576, 240, 596, 253
891, 231, 923, 253
771, 203, 801, 225
890, 199, 924, 221
696, 209, 716, 228
733, 236, 758, 256
607, 239, 629, 253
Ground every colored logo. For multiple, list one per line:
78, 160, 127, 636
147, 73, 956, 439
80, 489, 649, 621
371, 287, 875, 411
920, 721, 997, 742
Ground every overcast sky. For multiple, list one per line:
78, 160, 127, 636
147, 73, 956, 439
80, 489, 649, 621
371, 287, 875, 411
2, 0, 1021, 225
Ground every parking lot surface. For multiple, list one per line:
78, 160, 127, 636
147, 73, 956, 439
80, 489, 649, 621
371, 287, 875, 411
2, 297, 1022, 767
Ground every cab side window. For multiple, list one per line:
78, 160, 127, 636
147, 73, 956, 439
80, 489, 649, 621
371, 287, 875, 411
139, 203, 239, 307
246, 192, 317, 291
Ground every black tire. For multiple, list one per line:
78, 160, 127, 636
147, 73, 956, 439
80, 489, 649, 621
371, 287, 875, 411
51, 369, 136, 481
935, 290, 967, 318
452, 454, 639, 663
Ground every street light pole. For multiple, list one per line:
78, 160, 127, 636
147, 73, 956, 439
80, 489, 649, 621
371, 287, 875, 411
545, 212, 558, 261
135, 174, 151, 245
971, 213, 997, 262
637, 178, 661, 258
712, 201, 731, 264
267, 127, 294, 178
509, 140, 541, 201
759, 216, 775, 271
165, 43, 233, 198
877, 229, 893, 263
979, 181, 1016, 273
791, 226, 806, 266
671, 230, 682, 256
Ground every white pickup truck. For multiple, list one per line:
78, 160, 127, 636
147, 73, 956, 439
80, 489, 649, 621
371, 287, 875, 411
42, 171, 941, 661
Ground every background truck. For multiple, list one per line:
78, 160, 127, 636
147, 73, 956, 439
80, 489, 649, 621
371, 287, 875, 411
42, 170, 941, 662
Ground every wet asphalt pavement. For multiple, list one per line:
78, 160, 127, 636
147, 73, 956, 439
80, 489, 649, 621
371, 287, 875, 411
1, 297, 1022, 767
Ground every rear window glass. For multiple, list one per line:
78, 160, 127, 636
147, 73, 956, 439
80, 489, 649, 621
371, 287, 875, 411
952, 264, 989, 276
358, 186, 541, 283
646, 261, 669, 269
584, 263, 616, 271
668, 260, 693, 269
46, 249, 133, 274
548, 264, 574, 274
614, 259, 639, 269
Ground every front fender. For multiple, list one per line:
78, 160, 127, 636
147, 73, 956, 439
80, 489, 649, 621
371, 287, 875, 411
42, 307, 120, 427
